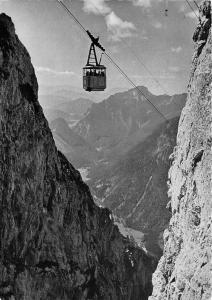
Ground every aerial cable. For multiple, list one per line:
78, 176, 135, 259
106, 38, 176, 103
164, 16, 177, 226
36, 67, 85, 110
104, 52, 168, 121
56, 0, 168, 122
57, 0, 87, 34
185, 0, 199, 20
88, 1, 169, 95
122, 42, 169, 95
57, 0, 105, 52
88, 2, 169, 96
193, 0, 199, 10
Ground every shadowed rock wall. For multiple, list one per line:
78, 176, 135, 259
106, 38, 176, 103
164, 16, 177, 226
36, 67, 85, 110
149, 1, 211, 299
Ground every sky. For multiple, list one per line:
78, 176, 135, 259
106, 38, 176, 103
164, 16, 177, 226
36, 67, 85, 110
0, 0, 201, 96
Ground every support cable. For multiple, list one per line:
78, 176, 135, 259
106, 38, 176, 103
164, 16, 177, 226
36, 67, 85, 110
193, 0, 199, 10
123, 42, 169, 95
185, 0, 199, 19
89, 1, 169, 95
56, 0, 168, 122
57, 0, 87, 34
104, 52, 168, 121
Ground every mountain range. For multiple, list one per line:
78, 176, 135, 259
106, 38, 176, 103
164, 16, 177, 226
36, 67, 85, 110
43, 97, 93, 126
73, 87, 186, 162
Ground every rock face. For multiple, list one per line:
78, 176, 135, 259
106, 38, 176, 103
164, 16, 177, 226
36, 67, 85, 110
149, 1, 211, 299
90, 117, 180, 258
0, 14, 156, 300
50, 118, 99, 168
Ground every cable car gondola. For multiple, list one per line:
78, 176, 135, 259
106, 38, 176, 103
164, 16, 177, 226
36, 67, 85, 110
83, 32, 106, 92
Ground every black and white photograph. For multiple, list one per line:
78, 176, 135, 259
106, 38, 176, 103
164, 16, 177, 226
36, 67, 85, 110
0, 0, 211, 299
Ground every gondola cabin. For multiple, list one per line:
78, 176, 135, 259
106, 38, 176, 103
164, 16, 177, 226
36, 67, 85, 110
83, 65, 106, 92
83, 37, 106, 92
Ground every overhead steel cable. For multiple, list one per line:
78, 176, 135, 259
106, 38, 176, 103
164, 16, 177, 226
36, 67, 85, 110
193, 0, 199, 10
185, 0, 199, 20
56, 0, 168, 122
57, 0, 87, 34
122, 42, 169, 95
104, 53, 168, 121
89, 1, 169, 95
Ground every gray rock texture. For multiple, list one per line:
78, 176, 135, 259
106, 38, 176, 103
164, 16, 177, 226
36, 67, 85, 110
149, 1, 211, 300
0, 13, 156, 300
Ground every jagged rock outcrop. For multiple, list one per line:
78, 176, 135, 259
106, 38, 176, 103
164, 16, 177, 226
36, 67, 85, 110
149, 1, 211, 300
0, 14, 156, 300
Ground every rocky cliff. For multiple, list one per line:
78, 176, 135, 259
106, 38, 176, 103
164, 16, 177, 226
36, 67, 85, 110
149, 1, 211, 299
0, 14, 156, 300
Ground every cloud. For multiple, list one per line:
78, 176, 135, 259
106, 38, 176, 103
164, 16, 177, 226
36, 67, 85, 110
108, 45, 120, 54
186, 10, 198, 19
35, 66, 75, 76
118, 0, 152, 8
152, 21, 162, 29
129, 0, 152, 8
131, 73, 176, 80
179, 3, 186, 12
169, 66, 180, 72
82, 0, 111, 15
105, 11, 136, 41
82, 0, 136, 41
171, 46, 182, 53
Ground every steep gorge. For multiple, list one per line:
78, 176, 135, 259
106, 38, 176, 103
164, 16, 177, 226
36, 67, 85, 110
90, 117, 180, 258
149, 1, 211, 299
0, 14, 156, 300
